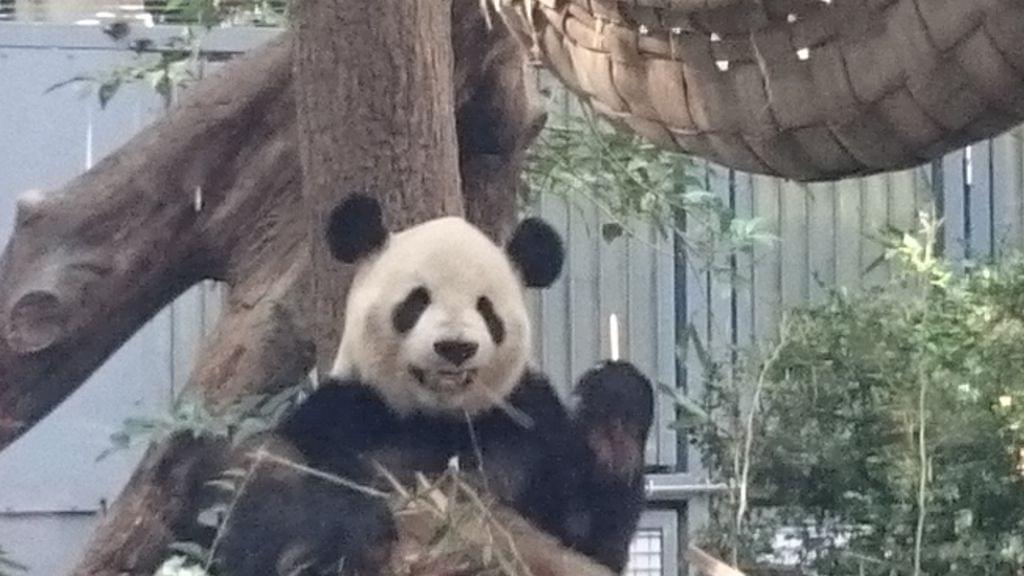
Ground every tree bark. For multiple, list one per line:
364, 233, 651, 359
39, 2, 553, 574
292, 0, 463, 372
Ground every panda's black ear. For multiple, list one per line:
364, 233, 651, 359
326, 194, 388, 263
506, 218, 564, 288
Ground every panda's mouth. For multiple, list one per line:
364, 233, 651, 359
410, 367, 477, 393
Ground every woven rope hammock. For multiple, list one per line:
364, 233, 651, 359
508, 0, 1024, 181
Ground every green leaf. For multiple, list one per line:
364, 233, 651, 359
862, 251, 888, 276
44, 75, 95, 94
97, 78, 123, 109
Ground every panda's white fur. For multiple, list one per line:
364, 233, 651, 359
330, 217, 532, 416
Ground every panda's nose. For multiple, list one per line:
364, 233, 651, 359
434, 340, 478, 366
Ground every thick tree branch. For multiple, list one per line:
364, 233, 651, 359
0, 35, 295, 450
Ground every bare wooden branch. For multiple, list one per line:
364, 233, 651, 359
0, 35, 295, 450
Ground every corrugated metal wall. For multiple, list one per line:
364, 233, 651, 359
720, 137, 1024, 350
1, 20, 1023, 576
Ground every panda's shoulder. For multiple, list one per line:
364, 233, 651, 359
504, 370, 571, 431
279, 380, 393, 444
508, 369, 560, 402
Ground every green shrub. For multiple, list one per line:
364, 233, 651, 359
691, 222, 1024, 575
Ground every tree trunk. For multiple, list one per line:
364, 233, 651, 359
292, 0, 463, 372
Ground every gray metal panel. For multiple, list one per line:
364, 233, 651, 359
993, 133, 1024, 254
779, 180, 809, 306
914, 164, 936, 220
626, 221, 660, 465
537, 192, 572, 397
751, 175, 781, 340
942, 150, 968, 267
834, 176, 863, 289
969, 141, 993, 260
566, 198, 601, 385
887, 169, 918, 236
170, 281, 223, 394
806, 181, 836, 304
860, 174, 888, 287
532, 192, 678, 468
682, 231, 708, 449
0, 514, 96, 576
598, 215, 629, 362
653, 219, 677, 469
171, 287, 205, 395
0, 21, 280, 51
732, 173, 754, 350
707, 164, 731, 361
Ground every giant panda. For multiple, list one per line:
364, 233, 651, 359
213, 195, 655, 576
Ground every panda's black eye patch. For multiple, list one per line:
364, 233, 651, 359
393, 287, 431, 333
477, 296, 506, 345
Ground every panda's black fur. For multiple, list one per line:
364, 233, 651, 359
212, 196, 655, 576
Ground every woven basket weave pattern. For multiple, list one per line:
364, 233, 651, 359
527, 0, 1024, 180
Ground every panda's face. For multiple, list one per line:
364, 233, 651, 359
326, 196, 563, 416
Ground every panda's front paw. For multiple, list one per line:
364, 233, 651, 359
575, 361, 655, 436
573, 361, 654, 481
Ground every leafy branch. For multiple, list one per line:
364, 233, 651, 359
523, 100, 774, 275
47, 28, 204, 110
47, 0, 286, 109
98, 381, 307, 462
685, 215, 1024, 575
